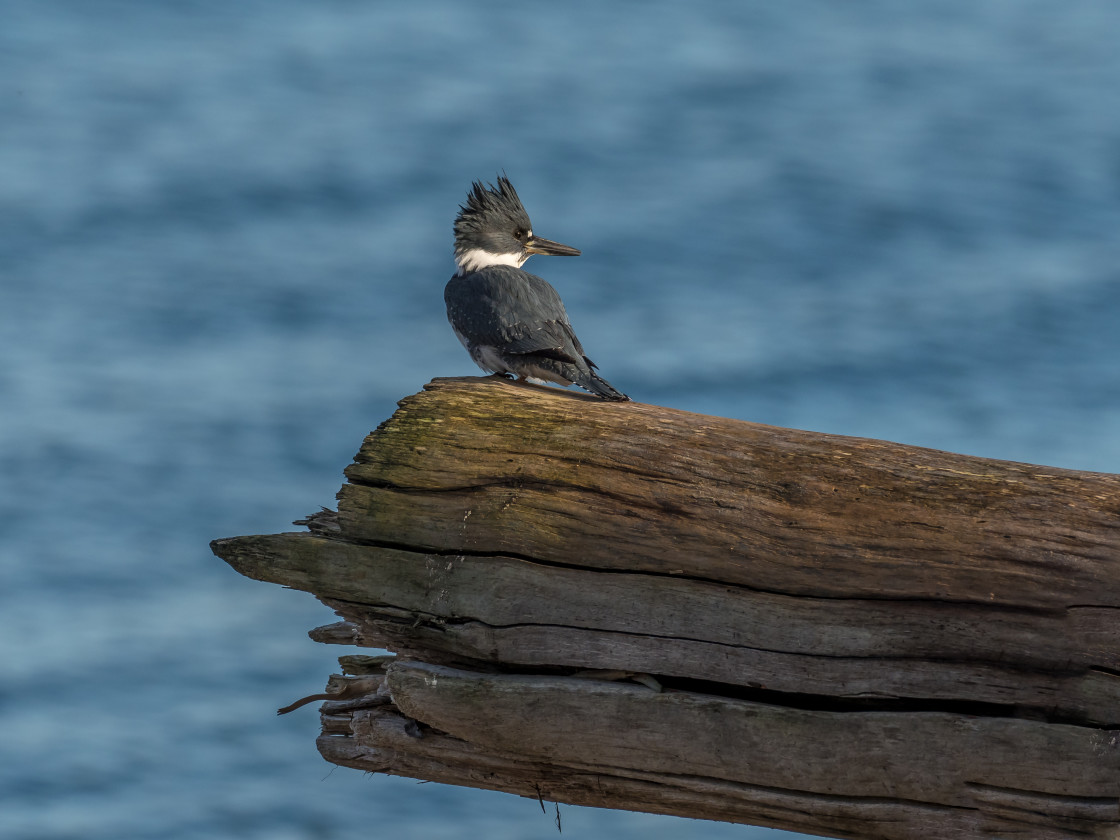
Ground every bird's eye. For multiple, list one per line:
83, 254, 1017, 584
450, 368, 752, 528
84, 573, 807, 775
514, 229, 526, 240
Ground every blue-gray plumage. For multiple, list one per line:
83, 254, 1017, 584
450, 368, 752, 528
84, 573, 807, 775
445, 177, 628, 401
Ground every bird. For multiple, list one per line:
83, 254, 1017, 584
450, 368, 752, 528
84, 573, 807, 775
445, 176, 629, 401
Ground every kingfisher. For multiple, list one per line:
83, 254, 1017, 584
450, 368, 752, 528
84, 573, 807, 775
445, 176, 629, 401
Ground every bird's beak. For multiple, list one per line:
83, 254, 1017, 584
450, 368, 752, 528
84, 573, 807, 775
524, 235, 581, 257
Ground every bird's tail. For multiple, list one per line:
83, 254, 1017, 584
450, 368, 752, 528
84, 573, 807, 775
574, 369, 629, 401
527, 355, 630, 402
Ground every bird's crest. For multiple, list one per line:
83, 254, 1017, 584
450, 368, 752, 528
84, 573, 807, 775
454, 176, 532, 244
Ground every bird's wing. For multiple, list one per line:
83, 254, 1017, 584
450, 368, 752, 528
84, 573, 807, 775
445, 266, 587, 364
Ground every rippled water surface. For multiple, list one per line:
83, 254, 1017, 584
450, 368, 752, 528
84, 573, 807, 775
4, 3, 1120, 838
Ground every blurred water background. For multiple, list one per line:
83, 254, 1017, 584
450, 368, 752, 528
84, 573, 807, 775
3, 2, 1120, 838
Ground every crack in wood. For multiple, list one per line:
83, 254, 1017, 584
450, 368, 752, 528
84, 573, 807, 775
329, 532, 1070, 613
343, 473, 697, 518
318, 600, 1116, 729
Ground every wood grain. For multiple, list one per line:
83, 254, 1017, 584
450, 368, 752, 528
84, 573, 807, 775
211, 376, 1120, 840
340, 378, 1120, 608
218, 531, 1120, 724
312, 663, 1118, 840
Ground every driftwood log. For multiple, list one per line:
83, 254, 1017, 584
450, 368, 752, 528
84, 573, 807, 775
212, 376, 1120, 840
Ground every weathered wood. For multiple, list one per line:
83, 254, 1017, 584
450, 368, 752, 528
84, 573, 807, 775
318, 690, 978, 840
312, 662, 1119, 840
386, 661, 1118, 802
223, 531, 1120, 724
212, 376, 1120, 840
339, 379, 1120, 608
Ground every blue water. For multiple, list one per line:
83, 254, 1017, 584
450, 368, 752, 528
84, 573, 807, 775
3, 3, 1120, 838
